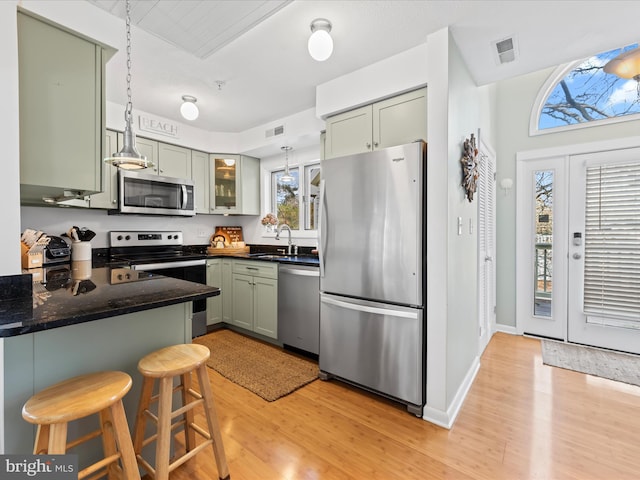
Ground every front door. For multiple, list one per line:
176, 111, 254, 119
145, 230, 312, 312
567, 148, 640, 354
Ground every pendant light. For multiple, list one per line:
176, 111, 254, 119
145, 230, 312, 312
280, 146, 294, 183
308, 18, 333, 62
104, 0, 152, 170
604, 46, 640, 98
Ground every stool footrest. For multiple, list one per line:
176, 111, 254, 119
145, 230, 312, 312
140, 418, 186, 449
78, 452, 120, 479
136, 454, 156, 477
189, 421, 211, 440
171, 397, 203, 420
168, 439, 213, 473
66, 428, 102, 451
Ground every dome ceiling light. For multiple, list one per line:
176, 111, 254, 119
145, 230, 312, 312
180, 95, 199, 121
308, 18, 333, 62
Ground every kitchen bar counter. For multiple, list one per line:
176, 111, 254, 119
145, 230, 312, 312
0, 265, 219, 337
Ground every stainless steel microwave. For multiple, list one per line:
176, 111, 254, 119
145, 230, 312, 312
118, 170, 195, 216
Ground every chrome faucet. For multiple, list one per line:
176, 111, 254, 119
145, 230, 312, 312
275, 223, 295, 255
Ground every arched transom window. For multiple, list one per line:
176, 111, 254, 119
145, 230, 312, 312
532, 44, 640, 135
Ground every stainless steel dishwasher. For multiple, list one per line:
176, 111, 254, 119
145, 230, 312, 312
278, 263, 320, 355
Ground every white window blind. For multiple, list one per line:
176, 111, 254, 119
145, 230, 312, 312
584, 162, 640, 323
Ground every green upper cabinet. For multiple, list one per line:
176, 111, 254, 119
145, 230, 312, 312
191, 150, 210, 214
18, 11, 111, 205
155, 143, 192, 179
324, 87, 427, 160
89, 129, 119, 209
135, 137, 159, 172
324, 105, 373, 159
209, 154, 259, 215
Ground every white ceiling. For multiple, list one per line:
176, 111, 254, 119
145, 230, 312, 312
86, 0, 640, 135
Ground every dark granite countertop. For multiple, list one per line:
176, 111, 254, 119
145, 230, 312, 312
207, 253, 320, 267
184, 244, 320, 267
0, 266, 219, 338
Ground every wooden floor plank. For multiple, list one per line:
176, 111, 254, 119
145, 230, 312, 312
164, 332, 640, 480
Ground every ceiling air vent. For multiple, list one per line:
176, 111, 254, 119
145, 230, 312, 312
265, 125, 285, 138
492, 36, 517, 64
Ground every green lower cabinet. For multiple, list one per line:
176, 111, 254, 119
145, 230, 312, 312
222, 259, 233, 322
206, 259, 223, 325
231, 273, 254, 330
230, 260, 278, 339
252, 276, 278, 338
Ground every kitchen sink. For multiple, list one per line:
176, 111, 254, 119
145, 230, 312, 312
252, 254, 296, 260
249, 253, 320, 265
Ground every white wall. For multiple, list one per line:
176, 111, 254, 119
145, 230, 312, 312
316, 43, 429, 119
0, 2, 21, 277
445, 31, 494, 409
494, 68, 640, 329
106, 101, 239, 154
422, 28, 495, 428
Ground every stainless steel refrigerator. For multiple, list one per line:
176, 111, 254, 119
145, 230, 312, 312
318, 141, 426, 416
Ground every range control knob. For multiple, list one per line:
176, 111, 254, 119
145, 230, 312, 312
117, 235, 123, 241
125, 235, 131, 241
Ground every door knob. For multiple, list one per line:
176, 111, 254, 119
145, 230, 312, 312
572, 253, 582, 259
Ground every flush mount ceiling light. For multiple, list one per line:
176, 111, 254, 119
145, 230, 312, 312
104, 0, 151, 170
180, 95, 199, 121
280, 146, 294, 183
308, 18, 333, 62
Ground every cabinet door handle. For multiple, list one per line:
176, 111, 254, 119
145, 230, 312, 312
373, 141, 379, 148
366, 142, 371, 149
246, 267, 259, 270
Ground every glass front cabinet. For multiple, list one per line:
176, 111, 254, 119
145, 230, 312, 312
211, 155, 239, 213
209, 154, 259, 215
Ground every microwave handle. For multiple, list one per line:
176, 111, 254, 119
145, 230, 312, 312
181, 185, 187, 209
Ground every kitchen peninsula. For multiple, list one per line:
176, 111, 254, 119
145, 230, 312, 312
0, 266, 219, 456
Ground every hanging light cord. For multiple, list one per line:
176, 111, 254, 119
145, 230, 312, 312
124, 0, 133, 124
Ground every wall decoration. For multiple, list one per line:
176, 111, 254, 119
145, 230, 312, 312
461, 133, 479, 202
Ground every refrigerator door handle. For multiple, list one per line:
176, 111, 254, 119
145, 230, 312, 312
321, 295, 418, 319
318, 179, 327, 278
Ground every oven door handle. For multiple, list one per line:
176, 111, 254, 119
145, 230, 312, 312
131, 259, 206, 271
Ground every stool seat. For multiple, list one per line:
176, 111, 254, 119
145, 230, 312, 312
138, 343, 210, 378
134, 343, 229, 480
23, 371, 132, 425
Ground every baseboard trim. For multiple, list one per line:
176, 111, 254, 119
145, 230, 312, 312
422, 355, 480, 429
495, 324, 518, 335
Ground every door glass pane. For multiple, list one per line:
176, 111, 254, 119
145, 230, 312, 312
534, 170, 554, 316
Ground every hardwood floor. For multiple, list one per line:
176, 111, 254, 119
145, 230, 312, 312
168, 333, 640, 479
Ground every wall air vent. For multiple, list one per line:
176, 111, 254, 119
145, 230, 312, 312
265, 125, 285, 138
492, 36, 518, 65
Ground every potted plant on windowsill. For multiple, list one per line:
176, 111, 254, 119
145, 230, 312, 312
261, 213, 278, 233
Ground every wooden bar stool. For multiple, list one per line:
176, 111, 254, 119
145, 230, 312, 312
133, 343, 230, 480
22, 370, 141, 480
